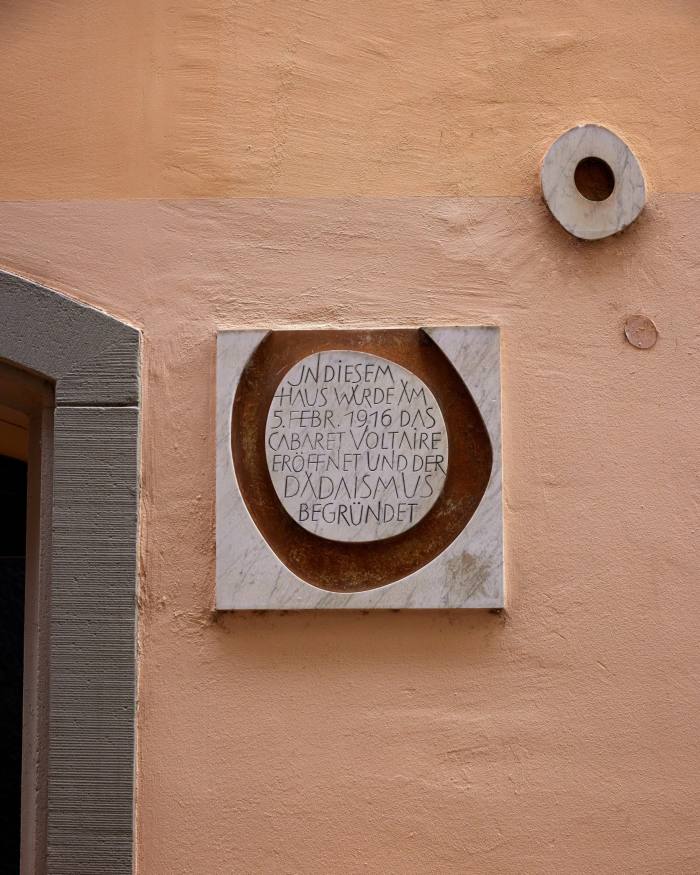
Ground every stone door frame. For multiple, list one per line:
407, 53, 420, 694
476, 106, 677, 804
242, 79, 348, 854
0, 270, 139, 874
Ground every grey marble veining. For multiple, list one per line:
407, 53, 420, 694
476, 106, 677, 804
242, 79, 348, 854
216, 326, 503, 609
541, 124, 646, 240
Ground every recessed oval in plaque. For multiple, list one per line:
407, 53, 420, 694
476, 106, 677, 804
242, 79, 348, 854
265, 350, 449, 542
227, 328, 496, 597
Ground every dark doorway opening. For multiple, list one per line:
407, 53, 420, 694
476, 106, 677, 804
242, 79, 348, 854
0, 454, 27, 870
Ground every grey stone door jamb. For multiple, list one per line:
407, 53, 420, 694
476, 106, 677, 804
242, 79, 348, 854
0, 270, 140, 874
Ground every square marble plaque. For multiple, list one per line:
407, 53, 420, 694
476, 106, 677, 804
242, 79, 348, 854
216, 326, 503, 609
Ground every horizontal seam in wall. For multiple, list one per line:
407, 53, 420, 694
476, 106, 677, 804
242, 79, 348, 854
1, 192, 699, 208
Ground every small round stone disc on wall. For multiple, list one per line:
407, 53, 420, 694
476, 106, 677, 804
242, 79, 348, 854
541, 124, 646, 240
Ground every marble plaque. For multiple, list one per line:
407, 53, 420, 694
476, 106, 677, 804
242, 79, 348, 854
216, 327, 503, 609
265, 350, 448, 542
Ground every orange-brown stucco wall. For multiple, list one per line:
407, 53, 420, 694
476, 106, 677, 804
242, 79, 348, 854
2, 1, 700, 199
1, 2, 699, 873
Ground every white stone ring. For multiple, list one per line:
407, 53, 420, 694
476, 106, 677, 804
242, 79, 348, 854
541, 124, 646, 240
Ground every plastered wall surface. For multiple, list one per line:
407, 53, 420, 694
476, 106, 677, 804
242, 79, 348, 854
0, 196, 698, 873
0, 2, 699, 874
1, 1, 699, 199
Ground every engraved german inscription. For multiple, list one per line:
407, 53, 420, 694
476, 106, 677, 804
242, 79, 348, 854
264, 349, 449, 542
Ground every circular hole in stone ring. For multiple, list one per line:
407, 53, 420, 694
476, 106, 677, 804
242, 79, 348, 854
574, 156, 615, 202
